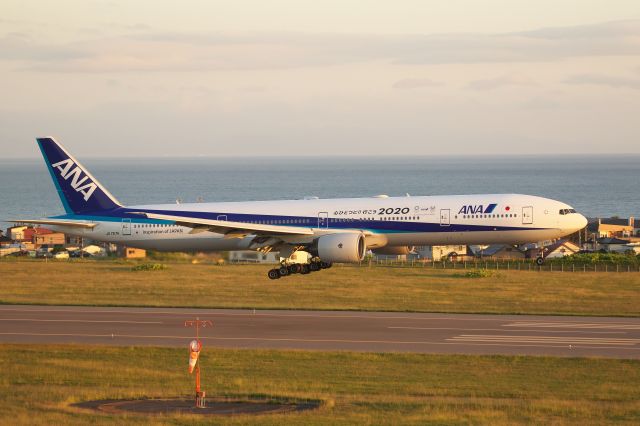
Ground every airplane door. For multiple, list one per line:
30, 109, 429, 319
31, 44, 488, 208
440, 209, 450, 226
318, 212, 329, 229
122, 218, 131, 236
522, 206, 533, 224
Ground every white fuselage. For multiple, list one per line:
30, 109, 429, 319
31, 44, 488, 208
50, 193, 587, 252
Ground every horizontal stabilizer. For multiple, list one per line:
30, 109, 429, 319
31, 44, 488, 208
8, 219, 97, 228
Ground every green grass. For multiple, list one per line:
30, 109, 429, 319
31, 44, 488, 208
0, 344, 638, 425
1, 259, 639, 316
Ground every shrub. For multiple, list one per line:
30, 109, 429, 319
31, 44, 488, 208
131, 263, 167, 271
462, 269, 494, 278
548, 252, 639, 266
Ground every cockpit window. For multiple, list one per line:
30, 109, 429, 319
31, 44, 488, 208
559, 209, 577, 215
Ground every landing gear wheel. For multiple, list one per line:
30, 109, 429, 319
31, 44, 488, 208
300, 264, 310, 274
288, 264, 302, 274
267, 269, 281, 280
278, 266, 290, 277
309, 262, 320, 272
320, 261, 332, 269
535, 257, 545, 266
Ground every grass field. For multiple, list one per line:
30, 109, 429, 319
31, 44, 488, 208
1, 259, 639, 316
0, 344, 638, 425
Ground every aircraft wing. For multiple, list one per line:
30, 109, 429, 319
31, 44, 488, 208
139, 212, 315, 237
7, 219, 97, 228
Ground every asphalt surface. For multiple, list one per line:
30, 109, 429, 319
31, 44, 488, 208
1, 305, 639, 358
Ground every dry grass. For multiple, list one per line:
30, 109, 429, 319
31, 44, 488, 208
0, 344, 638, 425
1, 259, 639, 316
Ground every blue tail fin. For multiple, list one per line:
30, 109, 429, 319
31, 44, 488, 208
37, 137, 122, 214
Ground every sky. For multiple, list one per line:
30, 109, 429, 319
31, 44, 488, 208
1, 1, 640, 157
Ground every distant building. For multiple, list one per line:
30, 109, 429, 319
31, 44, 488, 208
527, 240, 580, 259
475, 244, 525, 260
624, 243, 640, 254
416, 245, 469, 261
7, 226, 60, 246
228, 251, 279, 263
597, 237, 633, 253
8, 226, 27, 241
117, 245, 146, 259
594, 217, 636, 238
33, 231, 66, 248
65, 235, 84, 246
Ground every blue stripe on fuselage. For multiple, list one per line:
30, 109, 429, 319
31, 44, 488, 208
51, 208, 546, 234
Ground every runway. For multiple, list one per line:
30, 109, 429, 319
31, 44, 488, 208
1, 305, 639, 358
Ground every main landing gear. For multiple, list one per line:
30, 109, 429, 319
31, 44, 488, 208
267, 259, 332, 280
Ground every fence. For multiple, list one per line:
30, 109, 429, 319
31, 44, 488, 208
353, 258, 640, 273
226, 257, 640, 272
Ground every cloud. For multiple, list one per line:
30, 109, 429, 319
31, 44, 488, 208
2, 19, 639, 72
519, 19, 640, 40
466, 74, 536, 91
564, 73, 640, 90
392, 78, 442, 90
0, 33, 89, 62
520, 97, 562, 110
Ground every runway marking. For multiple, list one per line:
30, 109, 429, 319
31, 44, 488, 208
505, 322, 640, 330
6, 306, 638, 324
1, 333, 639, 354
388, 326, 624, 334
0, 332, 458, 345
448, 334, 640, 346
0, 307, 512, 321
0, 318, 162, 324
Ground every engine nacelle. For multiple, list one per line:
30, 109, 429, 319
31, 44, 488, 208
317, 233, 366, 263
371, 246, 415, 255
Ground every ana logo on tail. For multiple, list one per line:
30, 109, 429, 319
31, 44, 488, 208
51, 159, 97, 201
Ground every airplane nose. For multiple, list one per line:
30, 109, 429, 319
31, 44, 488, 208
576, 214, 588, 230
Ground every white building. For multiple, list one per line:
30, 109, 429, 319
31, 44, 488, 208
8, 226, 27, 241
416, 245, 467, 261
623, 243, 640, 254
228, 251, 280, 263
597, 238, 633, 253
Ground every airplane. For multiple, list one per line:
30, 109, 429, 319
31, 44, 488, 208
12, 137, 588, 279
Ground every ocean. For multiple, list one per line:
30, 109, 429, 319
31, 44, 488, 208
0, 155, 638, 221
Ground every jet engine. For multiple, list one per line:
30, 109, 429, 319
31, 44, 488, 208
316, 233, 366, 263
371, 246, 415, 255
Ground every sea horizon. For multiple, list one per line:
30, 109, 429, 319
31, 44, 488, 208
1, 155, 638, 221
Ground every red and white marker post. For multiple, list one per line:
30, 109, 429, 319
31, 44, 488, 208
184, 317, 213, 408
